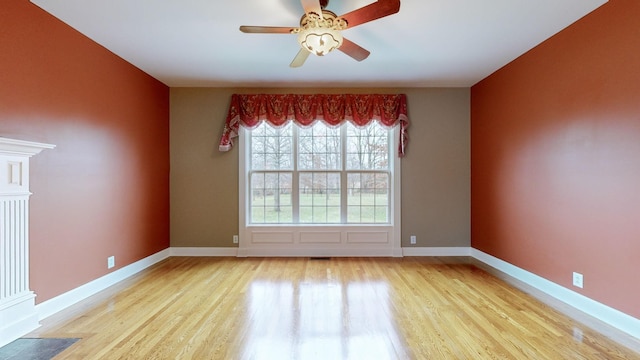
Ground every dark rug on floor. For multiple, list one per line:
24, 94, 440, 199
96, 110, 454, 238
0, 338, 80, 360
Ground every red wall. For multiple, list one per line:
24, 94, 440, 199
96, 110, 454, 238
471, 0, 640, 319
1, 1, 170, 302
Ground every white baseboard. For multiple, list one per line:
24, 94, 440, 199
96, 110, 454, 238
0, 293, 39, 348
402, 246, 472, 257
170, 247, 238, 257
471, 248, 640, 341
238, 247, 399, 257
36, 249, 171, 320
171, 246, 403, 258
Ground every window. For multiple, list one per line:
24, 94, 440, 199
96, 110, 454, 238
247, 121, 393, 225
223, 93, 406, 255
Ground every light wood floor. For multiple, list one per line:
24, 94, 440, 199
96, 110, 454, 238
29, 257, 639, 359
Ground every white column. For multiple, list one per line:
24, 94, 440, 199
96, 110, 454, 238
0, 137, 55, 347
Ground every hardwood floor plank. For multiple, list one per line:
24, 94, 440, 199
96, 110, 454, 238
26, 257, 639, 359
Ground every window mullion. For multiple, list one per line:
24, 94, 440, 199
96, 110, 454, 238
340, 124, 348, 223
386, 130, 392, 220
292, 124, 299, 223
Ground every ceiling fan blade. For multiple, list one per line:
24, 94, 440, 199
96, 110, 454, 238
239, 26, 296, 34
339, 38, 371, 62
339, 0, 400, 29
300, 0, 322, 17
290, 49, 311, 68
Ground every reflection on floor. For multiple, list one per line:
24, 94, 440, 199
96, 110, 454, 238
243, 280, 398, 359
0, 338, 79, 360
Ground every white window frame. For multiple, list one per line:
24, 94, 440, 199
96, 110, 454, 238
238, 123, 402, 257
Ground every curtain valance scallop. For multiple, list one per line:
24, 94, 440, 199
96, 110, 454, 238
219, 93, 409, 157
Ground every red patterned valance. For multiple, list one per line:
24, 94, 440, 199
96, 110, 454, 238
219, 94, 409, 157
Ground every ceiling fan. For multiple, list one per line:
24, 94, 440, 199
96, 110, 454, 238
240, 0, 401, 67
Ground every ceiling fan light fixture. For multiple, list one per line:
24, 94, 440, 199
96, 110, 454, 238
295, 10, 346, 56
298, 28, 343, 56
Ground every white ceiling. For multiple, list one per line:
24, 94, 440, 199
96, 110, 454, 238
30, 0, 607, 88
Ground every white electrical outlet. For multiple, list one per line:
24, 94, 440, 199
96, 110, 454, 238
107, 256, 115, 269
233, 235, 239, 244
572, 272, 583, 288
410, 235, 416, 245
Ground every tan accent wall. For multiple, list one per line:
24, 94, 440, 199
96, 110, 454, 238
170, 88, 469, 248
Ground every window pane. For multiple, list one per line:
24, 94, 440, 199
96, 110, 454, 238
327, 206, 340, 223
347, 206, 361, 223
346, 122, 389, 170
251, 122, 292, 170
375, 206, 388, 223
347, 172, 389, 223
248, 121, 392, 225
250, 172, 292, 223
312, 206, 326, 223
252, 206, 265, 223
299, 172, 341, 223
251, 153, 265, 169
298, 122, 341, 170
251, 173, 265, 204
299, 173, 312, 206
360, 206, 375, 222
